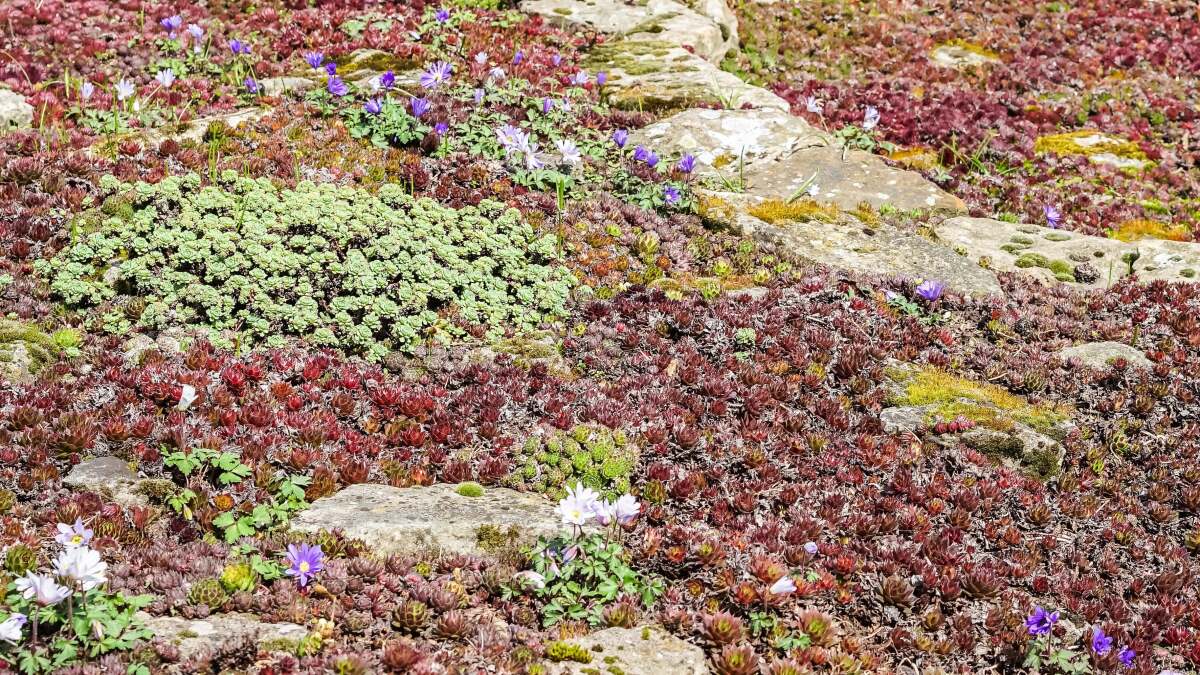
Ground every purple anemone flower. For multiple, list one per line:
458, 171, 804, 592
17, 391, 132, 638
915, 279, 945, 303
612, 129, 628, 149
663, 185, 680, 205
160, 15, 183, 37
244, 77, 259, 94
633, 145, 659, 168
326, 76, 349, 97
570, 70, 590, 86
551, 54, 562, 66
420, 61, 452, 89
285, 543, 324, 587
324, 62, 338, 76
364, 98, 383, 115
1044, 204, 1062, 229
542, 98, 554, 114
303, 51, 324, 69
473, 88, 484, 105
228, 39, 250, 55
677, 154, 696, 174
379, 70, 396, 90
596, 71, 607, 86
512, 50, 524, 65
1117, 647, 1134, 668
1091, 627, 1113, 656
1025, 607, 1059, 636
434, 122, 449, 135
410, 97, 430, 118
435, 7, 450, 22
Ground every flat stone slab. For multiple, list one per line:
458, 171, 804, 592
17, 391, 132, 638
933, 216, 1200, 288
929, 43, 1000, 69
62, 456, 150, 507
704, 201, 1001, 297
522, 0, 735, 63
290, 483, 568, 555
544, 625, 709, 675
629, 108, 829, 175
142, 613, 307, 661
740, 146, 967, 213
141, 108, 268, 146
1059, 341, 1151, 370
584, 40, 789, 113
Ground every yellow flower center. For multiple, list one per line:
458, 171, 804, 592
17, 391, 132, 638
70, 535, 83, 545
298, 561, 310, 573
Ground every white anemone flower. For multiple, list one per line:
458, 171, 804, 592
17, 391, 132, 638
54, 546, 108, 591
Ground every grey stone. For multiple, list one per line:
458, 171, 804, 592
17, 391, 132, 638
143, 108, 268, 146
544, 625, 709, 675
290, 483, 569, 556
63, 456, 147, 508
629, 108, 829, 176
880, 406, 933, 434
933, 216, 1200, 288
956, 425, 1063, 478
929, 43, 1000, 69
583, 40, 789, 113
705, 202, 1001, 297
0, 88, 33, 130
0, 342, 35, 386
739, 146, 967, 213
258, 76, 316, 97
522, 0, 734, 63
142, 613, 307, 662
1059, 341, 1151, 370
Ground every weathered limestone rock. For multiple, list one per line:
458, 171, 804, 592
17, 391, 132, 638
544, 625, 709, 675
122, 328, 186, 364
584, 40, 789, 113
880, 405, 933, 434
629, 108, 829, 174
738, 146, 967, 213
258, 76, 316, 97
63, 456, 149, 508
1059, 341, 1151, 370
933, 216, 1200, 288
522, 0, 735, 63
0, 87, 33, 130
290, 483, 568, 555
144, 108, 268, 146
929, 42, 1000, 69
143, 613, 307, 662
1034, 131, 1152, 170
700, 200, 1000, 297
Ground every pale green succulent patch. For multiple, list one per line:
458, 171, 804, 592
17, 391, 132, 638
38, 173, 573, 359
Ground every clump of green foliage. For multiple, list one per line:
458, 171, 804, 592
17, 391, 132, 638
509, 425, 638, 498
37, 173, 574, 359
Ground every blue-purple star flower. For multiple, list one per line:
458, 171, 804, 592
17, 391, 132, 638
364, 98, 383, 115
434, 122, 449, 136
410, 97, 430, 118
1117, 646, 1134, 668
915, 279, 945, 302
435, 7, 450, 22
187, 24, 204, 41
228, 39, 250, 55
677, 154, 696, 174
1025, 607, 1059, 636
663, 185, 681, 205
596, 71, 607, 86
542, 98, 554, 114
420, 61, 452, 90
285, 543, 324, 588
473, 88, 484, 105
79, 81, 95, 101
379, 70, 396, 90
326, 76, 349, 97
244, 77, 259, 94
160, 15, 182, 37
303, 51, 324, 69
612, 129, 628, 149
633, 145, 659, 168
551, 54, 562, 66
512, 50, 524, 65
324, 62, 338, 76
1044, 204, 1062, 229
1091, 627, 1113, 656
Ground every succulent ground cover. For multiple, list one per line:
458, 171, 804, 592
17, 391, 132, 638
0, 0, 1199, 673
728, 0, 1200, 239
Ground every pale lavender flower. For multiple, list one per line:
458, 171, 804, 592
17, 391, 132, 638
569, 70, 589, 86
514, 570, 545, 590
556, 139, 581, 165
14, 572, 71, 606
56, 518, 93, 549
805, 96, 823, 114
551, 54, 562, 67
512, 50, 524, 65
590, 500, 615, 526
79, 81, 95, 101
768, 575, 797, 596
410, 97, 430, 118
155, 69, 176, 88
555, 482, 600, 526
186, 24, 204, 41
803, 541, 819, 555
596, 71, 607, 86
488, 66, 506, 81
420, 60, 452, 89
364, 98, 383, 115
613, 494, 640, 524
114, 79, 136, 101
53, 547, 107, 591
542, 98, 554, 114
0, 614, 25, 643
863, 105, 880, 130
473, 88, 484, 105
474, 51, 488, 65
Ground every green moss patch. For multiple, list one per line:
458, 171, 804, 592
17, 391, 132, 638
888, 366, 1069, 434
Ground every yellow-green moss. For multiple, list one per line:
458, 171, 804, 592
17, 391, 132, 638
695, 194, 739, 227
1109, 219, 1192, 242
747, 198, 840, 225
583, 40, 679, 77
888, 147, 941, 171
0, 319, 73, 377
455, 481, 485, 497
1013, 252, 1076, 282
1034, 131, 1147, 161
935, 39, 999, 60
888, 367, 1069, 433
545, 641, 593, 664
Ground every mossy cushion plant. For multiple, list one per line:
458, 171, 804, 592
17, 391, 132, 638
38, 173, 574, 359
